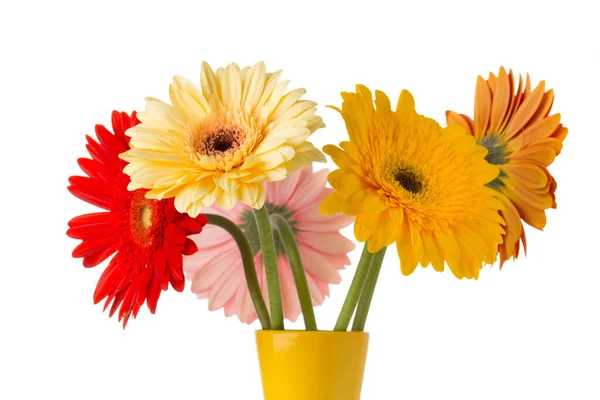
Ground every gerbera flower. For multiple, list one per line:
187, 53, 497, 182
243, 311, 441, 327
120, 61, 326, 218
321, 86, 505, 279
184, 165, 355, 323
446, 68, 568, 265
67, 111, 208, 327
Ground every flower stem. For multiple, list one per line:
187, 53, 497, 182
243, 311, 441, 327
203, 213, 271, 330
270, 213, 317, 331
334, 244, 374, 331
352, 246, 387, 332
253, 207, 284, 330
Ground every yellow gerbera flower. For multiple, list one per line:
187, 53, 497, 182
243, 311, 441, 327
121, 62, 325, 217
321, 86, 505, 279
446, 68, 568, 266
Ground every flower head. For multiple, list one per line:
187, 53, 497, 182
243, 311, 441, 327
321, 86, 505, 279
67, 111, 208, 327
446, 68, 568, 265
184, 165, 355, 323
121, 62, 326, 217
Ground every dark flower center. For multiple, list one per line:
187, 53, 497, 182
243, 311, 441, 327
209, 131, 237, 153
394, 169, 423, 194
196, 126, 244, 156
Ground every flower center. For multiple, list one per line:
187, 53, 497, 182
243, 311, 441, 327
478, 134, 509, 191
196, 125, 243, 157
129, 190, 165, 249
140, 205, 153, 230
394, 169, 423, 194
238, 204, 297, 256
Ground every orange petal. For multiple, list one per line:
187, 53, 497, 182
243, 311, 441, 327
474, 76, 492, 141
489, 67, 511, 133
505, 81, 546, 140
528, 89, 554, 126
521, 114, 562, 145
513, 146, 556, 166
505, 163, 548, 189
552, 125, 569, 150
446, 111, 475, 135
501, 72, 521, 131
397, 223, 418, 276
527, 138, 563, 155
503, 184, 549, 228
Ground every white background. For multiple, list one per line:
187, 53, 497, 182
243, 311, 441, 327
1, 0, 599, 399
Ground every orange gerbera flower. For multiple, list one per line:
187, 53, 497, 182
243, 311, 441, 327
446, 68, 568, 265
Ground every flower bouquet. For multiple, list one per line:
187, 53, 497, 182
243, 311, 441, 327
67, 62, 567, 400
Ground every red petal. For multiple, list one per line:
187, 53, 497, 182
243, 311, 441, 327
130, 111, 141, 126
67, 218, 115, 240
111, 111, 124, 137
175, 215, 207, 235
146, 277, 162, 314
68, 211, 112, 229
182, 238, 198, 256
132, 268, 152, 318
85, 135, 112, 166
95, 124, 129, 157
72, 235, 118, 259
94, 257, 126, 303
165, 249, 183, 271
153, 250, 168, 290
164, 223, 187, 250
164, 199, 177, 222
68, 176, 113, 210
107, 290, 125, 317
170, 274, 185, 292
82, 243, 118, 268
77, 158, 116, 184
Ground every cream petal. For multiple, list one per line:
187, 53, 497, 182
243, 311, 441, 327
242, 61, 266, 113
221, 63, 242, 109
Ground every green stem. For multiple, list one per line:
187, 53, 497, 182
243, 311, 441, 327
203, 214, 271, 330
270, 213, 317, 331
334, 244, 374, 331
253, 207, 284, 330
352, 246, 387, 332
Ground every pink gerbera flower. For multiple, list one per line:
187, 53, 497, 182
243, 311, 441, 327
184, 166, 355, 324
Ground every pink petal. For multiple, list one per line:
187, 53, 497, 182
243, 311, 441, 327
296, 231, 356, 255
238, 289, 257, 324
208, 263, 242, 311
190, 252, 237, 294
305, 273, 325, 305
297, 215, 355, 232
189, 224, 233, 248
287, 168, 330, 210
266, 167, 304, 205
298, 246, 343, 284
183, 242, 237, 272
277, 257, 301, 322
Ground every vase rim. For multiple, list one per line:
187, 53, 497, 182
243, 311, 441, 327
256, 329, 369, 336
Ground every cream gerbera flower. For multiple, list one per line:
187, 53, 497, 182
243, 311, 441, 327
121, 62, 325, 217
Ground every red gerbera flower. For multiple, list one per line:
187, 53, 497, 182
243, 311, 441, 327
67, 111, 208, 327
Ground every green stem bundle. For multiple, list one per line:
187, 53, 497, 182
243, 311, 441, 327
253, 207, 284, 330
334, 244, 374, 331
203, 213, 271, 330
270, 213, 317, 331
352, 247, 387, 332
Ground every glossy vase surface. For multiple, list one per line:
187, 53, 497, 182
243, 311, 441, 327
256, 330, 369, 400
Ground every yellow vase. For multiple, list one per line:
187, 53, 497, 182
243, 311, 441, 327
256, 330, 370, 400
